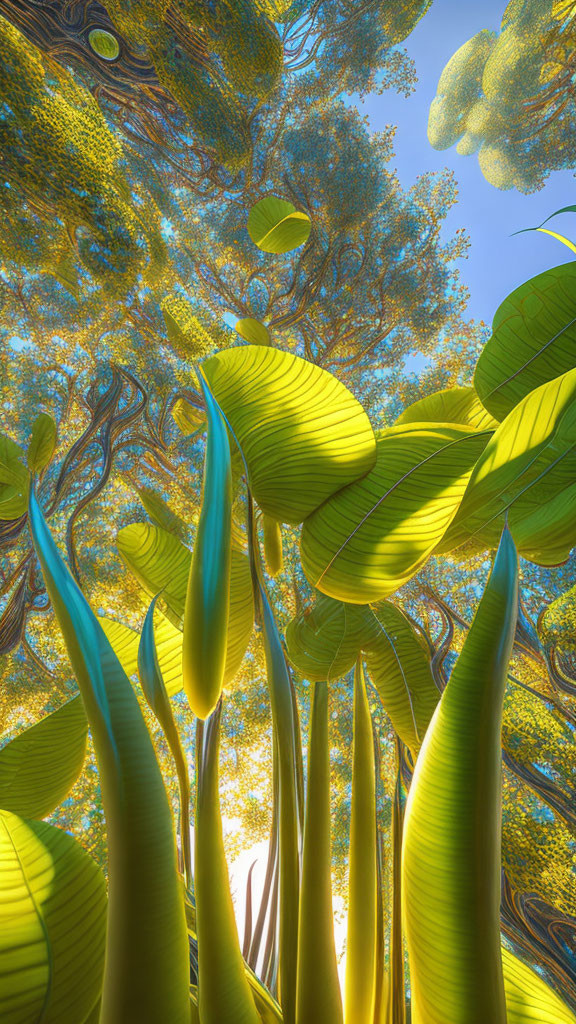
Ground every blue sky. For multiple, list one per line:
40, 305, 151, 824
359, 0, 575, 325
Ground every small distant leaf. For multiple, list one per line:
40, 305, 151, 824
0, 696, 87, 819
0, 435, 29, 519
135, 485, 186, 538
396, 386, 497, 430
537, 584, 576, 650
0, 810, 106, 1024
88, 28, 120, 60
172, 398, 205, 436
263, 514, 283, 576
247, 196, 311, 254
27, 413, 57, 473
235, 318, 271, 346
161, 294, 213, 358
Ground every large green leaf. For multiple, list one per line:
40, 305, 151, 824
296, 681, 343, 1024
117, 522, 253, 686
0, 696, 87, 819
182, 372, 233, 719
201, 345, 376, 523
29, 491, 190, 1023
300, 423, 490, 603
0, 809, 106, 1024
286, 595, 438, 751
438, 368, 576, 564
27, 413, 57, 473
344, 661, 377, 1024
474, 262, 576, 420
402, 529, 519, 1023
396, 386, 497, 430
247, 196, 311, 254
195, 710, 260, 1024
502, 947, 576, 1024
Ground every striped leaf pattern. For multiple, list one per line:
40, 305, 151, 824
363, 603, 438, 751
502, 947, 576, 1024
438, 368, 576, 564
117, 521, 254, 685
0, 810, 106, 1024
301, 423, 491, 603
286, 595, 438, 750
247, 196, 311, 254
402, 529, 519, 1024
474, 261, 576, 420
201, 346, 376, 523
396, 386, 497, 430
0, 696, 87, 819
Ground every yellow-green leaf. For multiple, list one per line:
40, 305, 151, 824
29, 491, 191, 1023
161, 293, 213, 359
0, 696, 87, 819
502, 947, 576, 1024
402, 529, 518, 1023
396, 386, 497, 430
0, 810, 106, 1024
117, 522, 254, 686
262, 513, 283, 575
172, 397, 205, 436
0, 435, 28, 520
135, 484, 186, 538
537, 584, 576, 650
27, 413, 57, 473
88, 27, 120, 60
235, 317, 271, 346
438, 368, 576, 564
474, 262, 576, 420
183, 373, 233, 719
301, 423, 490, 603
296, 682, 343, 1024
247, 195, 311, 254
285, 595, 438, 750
201, 345, 376, 523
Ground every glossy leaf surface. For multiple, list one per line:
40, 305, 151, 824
201, 345, 376, 523
247, 195, 311, 254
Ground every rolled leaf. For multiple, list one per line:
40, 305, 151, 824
402, 528, 518, 1024
396, 386, 497, 430
27, 412, 57, 473
344, 661, 377, 1024
117, 522, 253, 685
201, 345, 376, 523
28, 490, 190, 1024
301, 423, 490, 602
138, 597, 191, 884
438, 368, 576, 564
259, 579, 301, 1024
296, 681, 343, 1024
182, 372, 232, 718
0, 695, 87, 819
474, 262, 576, 420
0, 809, 106, 1024
263, 513, 284, 576
247, 196, 311, 254
194, 710, 260, 1024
